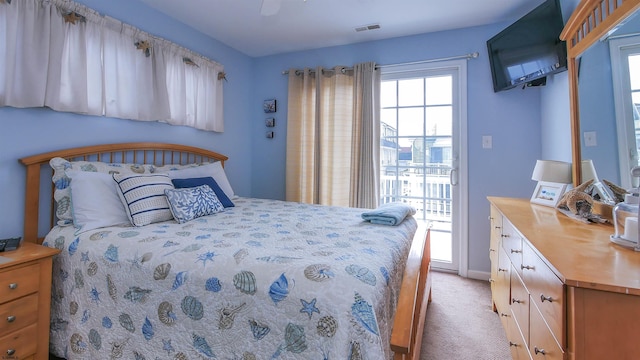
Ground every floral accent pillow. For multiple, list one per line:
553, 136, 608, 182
164, 185, 225, 224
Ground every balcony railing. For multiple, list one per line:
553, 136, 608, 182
380, 167, 452, 223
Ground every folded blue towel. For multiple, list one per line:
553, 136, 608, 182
361, 202, 416, 226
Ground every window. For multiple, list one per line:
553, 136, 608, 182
0, 0, 224, 132
610, 35, 640, 188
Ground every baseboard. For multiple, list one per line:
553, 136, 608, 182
466, 270, 490, 281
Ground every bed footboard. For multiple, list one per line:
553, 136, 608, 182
390, 224, 432, 360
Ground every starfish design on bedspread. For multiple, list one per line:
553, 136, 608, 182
300, 298, 320, 319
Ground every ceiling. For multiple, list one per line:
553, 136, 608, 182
138, 0, 546, 57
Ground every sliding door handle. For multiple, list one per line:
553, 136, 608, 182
450, 168, 458, 186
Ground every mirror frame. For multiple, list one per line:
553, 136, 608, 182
560, 0, 640, 187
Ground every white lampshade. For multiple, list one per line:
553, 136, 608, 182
531, 160, 572, 184
581, 159, 599, 183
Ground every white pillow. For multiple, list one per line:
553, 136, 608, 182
113, 173, 175, 227
164, 162, 235, 198
67, 170, 131, 234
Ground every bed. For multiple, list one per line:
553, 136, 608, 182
19, 142, 432, 360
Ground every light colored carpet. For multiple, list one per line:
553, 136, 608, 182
420, 270, 511, 360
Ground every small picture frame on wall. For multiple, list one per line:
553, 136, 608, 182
265, 118, 275, 127
530, 181, 568, 207
263, 99, 277, 113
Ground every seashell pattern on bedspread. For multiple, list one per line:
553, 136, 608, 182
44, 197, 417, 359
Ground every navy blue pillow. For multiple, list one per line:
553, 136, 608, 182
171, 177, 235, 208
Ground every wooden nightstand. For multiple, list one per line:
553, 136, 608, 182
0, 242, 60, 360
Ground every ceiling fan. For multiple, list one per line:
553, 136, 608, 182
260, 0, 307, 17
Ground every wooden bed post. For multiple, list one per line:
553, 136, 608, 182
23, 163, 41, 243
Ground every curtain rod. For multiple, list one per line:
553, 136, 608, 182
282, 52, 479, 75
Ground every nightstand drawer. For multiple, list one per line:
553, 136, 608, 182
0, 293, 39, 338
0, 263, 40, 303
0, 322, 38, 359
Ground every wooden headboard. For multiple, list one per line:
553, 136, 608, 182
19, 142, 229, 244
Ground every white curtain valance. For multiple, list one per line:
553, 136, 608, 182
0, 0, 225, 132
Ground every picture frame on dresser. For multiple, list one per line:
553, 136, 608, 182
530, 181, 567, 207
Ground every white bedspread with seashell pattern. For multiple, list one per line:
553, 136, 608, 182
44, 197, 417, 360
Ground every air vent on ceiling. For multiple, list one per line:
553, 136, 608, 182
355, 24, 381, 32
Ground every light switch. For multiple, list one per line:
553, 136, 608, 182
584, 131, 597, 147
482, 135, 492, 149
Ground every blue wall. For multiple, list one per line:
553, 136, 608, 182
2, 0, 553, 275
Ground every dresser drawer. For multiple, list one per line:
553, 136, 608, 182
495, 247, 511, 319
490, 206, 503, 251
530, 301, 564, 360
507, 310, 531, 360
510, 266, 530, 345
522, 241, 564, 343
0, 293, 39, 338
0, 322, 38, 359
0, 263, 40, 303
502, 221, 523, 273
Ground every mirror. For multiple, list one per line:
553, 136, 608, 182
578, 10, 640, 189
562, 0, 640, 190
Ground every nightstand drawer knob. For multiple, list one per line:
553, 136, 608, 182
8, 283, 17, 290
7, 349, 15, 356
6, 315, 15, 323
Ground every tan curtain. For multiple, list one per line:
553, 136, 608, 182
286, 62, 380, 208
350, 62, 380, 209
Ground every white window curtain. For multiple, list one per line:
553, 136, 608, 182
0, 0, 224, 132
285, 62, 380, 208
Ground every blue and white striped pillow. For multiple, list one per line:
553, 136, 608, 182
113, 173, 175, 226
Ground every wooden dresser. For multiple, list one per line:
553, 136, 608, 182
0, 242, 59, 360
489, 196, 640, 360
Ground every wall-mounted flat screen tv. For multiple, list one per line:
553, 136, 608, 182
487, 0, 567, 92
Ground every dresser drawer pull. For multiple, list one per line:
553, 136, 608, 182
509, 341, 518, 347
521, 265, 535, 270
489, 278, 495, 283
498, 268, 508, 272
7, 349, 15, 356
512, 298, 522, 304
500, 312, 509, 317
6, 315, 15, 323
8, 283, 17, 290
540, 294, 554, 303
534, 347, 546, 355
501, 234, 510, 238
510, 249, 521, 254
